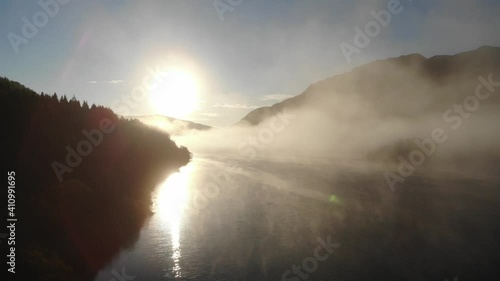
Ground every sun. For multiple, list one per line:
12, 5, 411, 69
149, 69, 199, 119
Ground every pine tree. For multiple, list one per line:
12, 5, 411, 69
82, 101, 90, 110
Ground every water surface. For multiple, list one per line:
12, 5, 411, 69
94, 156, 500, 281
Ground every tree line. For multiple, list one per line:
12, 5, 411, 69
0, 77, 191, 281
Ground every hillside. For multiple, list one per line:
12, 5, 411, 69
238, 46, 500, 126
126, 114, 211, 136
230, 46, 500, 178
0, 77, 191, 281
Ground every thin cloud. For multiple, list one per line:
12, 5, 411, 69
87, 80, 125, 84
260, 94, 293, 101
200, 112, 220, 117
212, 103, 258, 109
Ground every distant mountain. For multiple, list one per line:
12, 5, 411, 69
125, 115, 211, 136
232, 46, 500, 178
238, 46, 500, 126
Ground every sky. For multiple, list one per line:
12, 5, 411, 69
1, 0, 500, 127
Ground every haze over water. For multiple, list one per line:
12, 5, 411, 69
94, 155, 500, 281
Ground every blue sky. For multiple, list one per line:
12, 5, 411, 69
1, 0, 500, 126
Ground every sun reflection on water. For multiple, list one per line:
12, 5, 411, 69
152, 165, 193, 278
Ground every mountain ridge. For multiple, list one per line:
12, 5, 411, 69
126, 114, 211, 136
237, 45, 500, 126
125, 114, 211, 130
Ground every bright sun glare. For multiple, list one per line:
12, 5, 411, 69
152, 165, 193, 278
153, 168, 191, 222
149, 69, 199, 119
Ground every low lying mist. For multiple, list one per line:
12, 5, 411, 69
159, 49, 500, 182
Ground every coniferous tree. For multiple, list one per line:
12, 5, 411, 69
60, 95, 68, 103
82, 100, 90, 110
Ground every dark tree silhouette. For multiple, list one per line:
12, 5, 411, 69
0, 77, 191, 281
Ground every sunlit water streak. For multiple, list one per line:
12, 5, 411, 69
94, 157, 344, 280
152, 165, 193, 278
